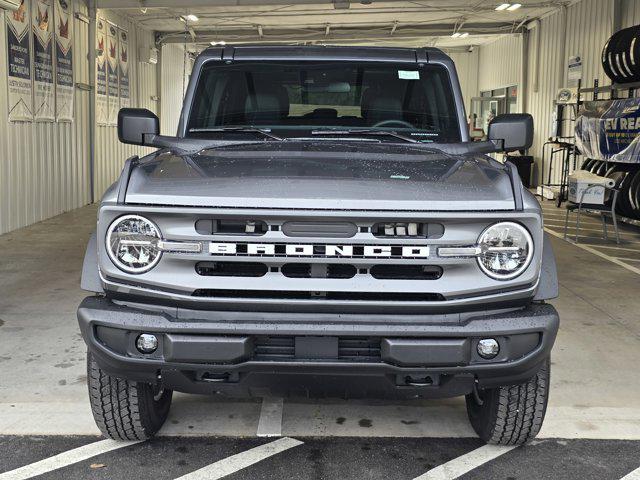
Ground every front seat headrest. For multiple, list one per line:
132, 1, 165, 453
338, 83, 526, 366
361, 89, 403, 125
245, 85, 289, 123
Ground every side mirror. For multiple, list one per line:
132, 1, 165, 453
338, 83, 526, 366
117, 108, 159, 146
488, 113, 533, 152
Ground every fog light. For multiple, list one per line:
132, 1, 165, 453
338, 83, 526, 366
477, 338, 499, 359
136, 333, 158, 354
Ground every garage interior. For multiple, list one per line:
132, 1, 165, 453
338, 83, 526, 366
1, 1, 640, 479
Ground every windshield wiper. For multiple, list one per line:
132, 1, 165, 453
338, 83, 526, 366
189, 126, 283, 141
310, 128, 418, 143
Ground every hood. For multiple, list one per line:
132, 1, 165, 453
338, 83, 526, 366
125, 142, 515, 211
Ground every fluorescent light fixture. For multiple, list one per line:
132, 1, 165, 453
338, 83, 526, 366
460, 32, 469, 38
495, 3, 511, 10
451, 32, 462, 38
181, 14, 199, 22
210, 40, 226, 45
507, 3, 522, 10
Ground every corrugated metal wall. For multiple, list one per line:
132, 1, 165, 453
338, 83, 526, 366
93, 9, 157, 199
478, 34, 523, 97
0, 4, 158, 235
621, 0, 640, 28
526, 0, 615, 186
160, 44, 189, 135
464, 0, 619, 186
525, 10, 566, 186
0, 3, 92, 234
446, 50, 479, 115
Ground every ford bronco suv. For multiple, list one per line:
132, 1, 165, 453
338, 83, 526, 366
78, 45, 559, 445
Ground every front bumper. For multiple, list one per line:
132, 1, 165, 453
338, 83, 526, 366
78, 296, 559, 399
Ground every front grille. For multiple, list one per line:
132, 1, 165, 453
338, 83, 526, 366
191, 289, 445, 301
370, 265, 442, 280
195, 219, 268, 236
281, 263, 357, 279
253, 336, 382, 362
195, 262, 267, 277
372, 222, 444, 238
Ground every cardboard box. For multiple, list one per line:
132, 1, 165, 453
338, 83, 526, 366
568, 171, 614, 205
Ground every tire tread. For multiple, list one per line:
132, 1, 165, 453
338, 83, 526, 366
87, 353, 154, 440
467, 358, 550, 446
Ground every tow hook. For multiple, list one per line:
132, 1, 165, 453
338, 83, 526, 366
472, 381, 484, 406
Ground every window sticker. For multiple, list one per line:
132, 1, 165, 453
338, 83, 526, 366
398, 70, 420, 80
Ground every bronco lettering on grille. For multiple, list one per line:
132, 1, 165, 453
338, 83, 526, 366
209, 242, 430, 259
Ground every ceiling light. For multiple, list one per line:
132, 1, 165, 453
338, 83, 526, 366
495, 3, 511, 10
451, 32, 462, 38
210, 40, 226, 46
460, 32, 469, 38
507, 3, 522, 10
181, 14, 198, 22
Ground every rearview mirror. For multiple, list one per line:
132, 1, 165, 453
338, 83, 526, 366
118, 108, 159, 146
488, 113, 533, 152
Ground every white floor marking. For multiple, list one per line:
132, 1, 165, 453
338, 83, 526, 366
174, 437, 303, 480
544, 222, 640, 237
412, 445, 517, 480
545, 228, 640, 276
574, 243, 640, 253
544, 215, 603, 226
621, 466, 640, 479
0, 439, 141, 480
256, 397, 284, 437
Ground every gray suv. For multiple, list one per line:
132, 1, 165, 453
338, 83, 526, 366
78, 45, 559, 445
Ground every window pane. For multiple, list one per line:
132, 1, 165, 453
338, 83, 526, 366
187, 61, 461, 142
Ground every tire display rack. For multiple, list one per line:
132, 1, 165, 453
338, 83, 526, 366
540, 26, 640, 223
573, 77, 640, 223
541, 85, 640, 223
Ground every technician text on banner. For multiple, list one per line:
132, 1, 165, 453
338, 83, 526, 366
54, 0, 73, 122
106, 22, 119, 125
95, 17, 107, 125
118, 29, 130, 109
7, 0, 33, 122
33, 0, 54, 121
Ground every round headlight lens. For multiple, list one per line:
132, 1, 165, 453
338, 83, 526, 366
477, 222, 533, 280
106, 215, 162, 273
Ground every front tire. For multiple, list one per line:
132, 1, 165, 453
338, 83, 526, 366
465, 358, 550, 445
87, 351, 172, 440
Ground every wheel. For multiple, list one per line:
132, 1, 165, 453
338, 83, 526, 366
465, 358, 550, 445
87, 351, 172, 440
627, 169, 640, 217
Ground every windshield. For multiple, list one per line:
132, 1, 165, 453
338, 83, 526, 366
186, 61, 461, 143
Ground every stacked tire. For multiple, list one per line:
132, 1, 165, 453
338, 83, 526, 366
602, 25, 640, 84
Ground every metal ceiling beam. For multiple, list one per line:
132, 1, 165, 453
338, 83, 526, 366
95, 0, 387, 7
157, 21, 523, 44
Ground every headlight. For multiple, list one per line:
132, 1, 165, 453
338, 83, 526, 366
106, 215, 162, 273
476, 222, 533, 280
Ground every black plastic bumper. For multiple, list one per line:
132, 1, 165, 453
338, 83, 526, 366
77, 296, 559, 399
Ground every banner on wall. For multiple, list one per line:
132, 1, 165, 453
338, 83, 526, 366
54, 0, 73, 122
7, 0, 33, 122
118, 29, 130, 109
32, 0, 54, 121
95, 17, 107, 124
575, 98, 640, 164
106, 22, 119, 125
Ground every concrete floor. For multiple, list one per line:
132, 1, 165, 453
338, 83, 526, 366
1, 204, 640, 439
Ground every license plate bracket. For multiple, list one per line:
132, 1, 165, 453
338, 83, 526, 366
294, 336, 338, 359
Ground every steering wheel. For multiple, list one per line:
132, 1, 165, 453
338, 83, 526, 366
372, 119, 414, 129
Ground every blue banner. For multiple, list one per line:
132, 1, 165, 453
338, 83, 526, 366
575, 98, 640, 163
